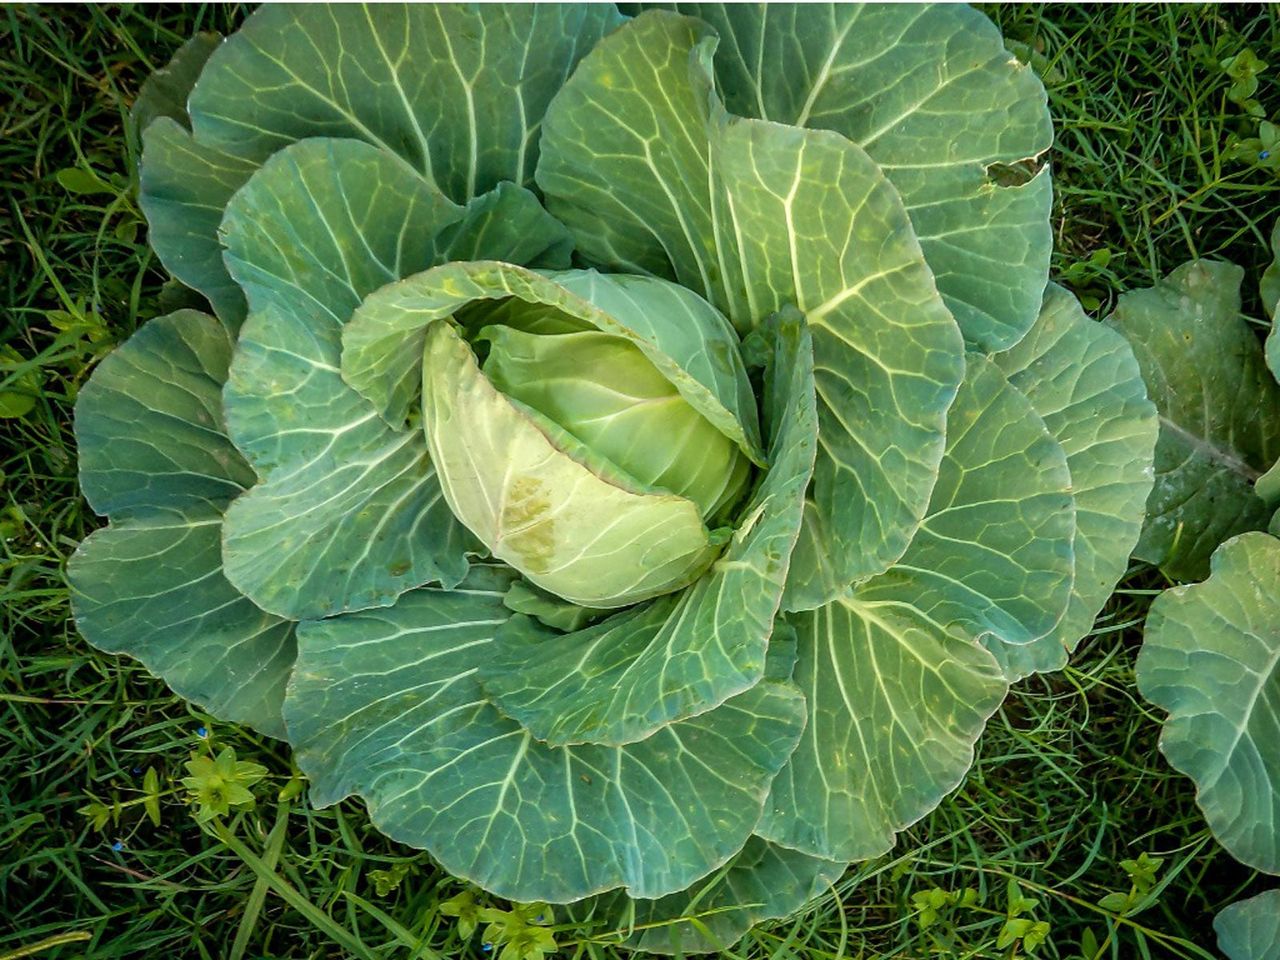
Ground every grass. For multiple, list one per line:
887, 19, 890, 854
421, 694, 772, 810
2, 4, 1279, 959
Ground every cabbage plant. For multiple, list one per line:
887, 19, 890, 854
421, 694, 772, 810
1133, 226, 1280, 960
70, 4, 1159, 949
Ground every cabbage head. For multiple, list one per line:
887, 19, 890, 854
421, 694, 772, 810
70, 4, 1160, 950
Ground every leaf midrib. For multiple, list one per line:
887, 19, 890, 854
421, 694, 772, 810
1159, 414, 1264, 484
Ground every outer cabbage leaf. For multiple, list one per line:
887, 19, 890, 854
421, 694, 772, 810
1105, 260, 1280, 580
137, 4, 620, 327
855, 354, 1076, 651
757, 598, 1007, 861
757, 353, 1080, 860
989, 284, 1158, 679
75, 310, 255, 515
284, 567, 807, 904
502, 580, 608, 633
187, 4, 623, 202
138, 121, 258, 329
566, 835, 844, 954
537, 10, 965, 601
70, 508, 296, 741
479, 310, 816, 746
69, 310, 295, 738
217, 138, 568, 620
1265, 219, 1280, 379
132, 33, 253, 328
1216, 890, 1280, 960
1138, 532, 1280, 875
130, 32, 219, 139
649, 2, 1054, 352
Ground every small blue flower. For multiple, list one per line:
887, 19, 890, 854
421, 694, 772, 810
132, 766, 142, 774
112, 841, 124, 851
1262, 150, 1272, 160
481, 944, 493, 953
196, 726, 208, 738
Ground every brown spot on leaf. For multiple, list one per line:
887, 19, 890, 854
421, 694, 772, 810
501, 475, 556, 574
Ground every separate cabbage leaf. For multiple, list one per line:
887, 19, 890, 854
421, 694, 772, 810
1216, 890, 1280, 960
1138, 234, 1280, 960
1105, 260, 1280, 580
1265, 219, 1280, 378
566, 835, 843, 954
1138, 532, 1280, 875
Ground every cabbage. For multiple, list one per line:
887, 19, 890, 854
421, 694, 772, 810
70, 5, 1158, 950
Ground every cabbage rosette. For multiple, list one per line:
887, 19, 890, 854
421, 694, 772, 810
1131, 225, 1280, 960
70, 4, 1159, 951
